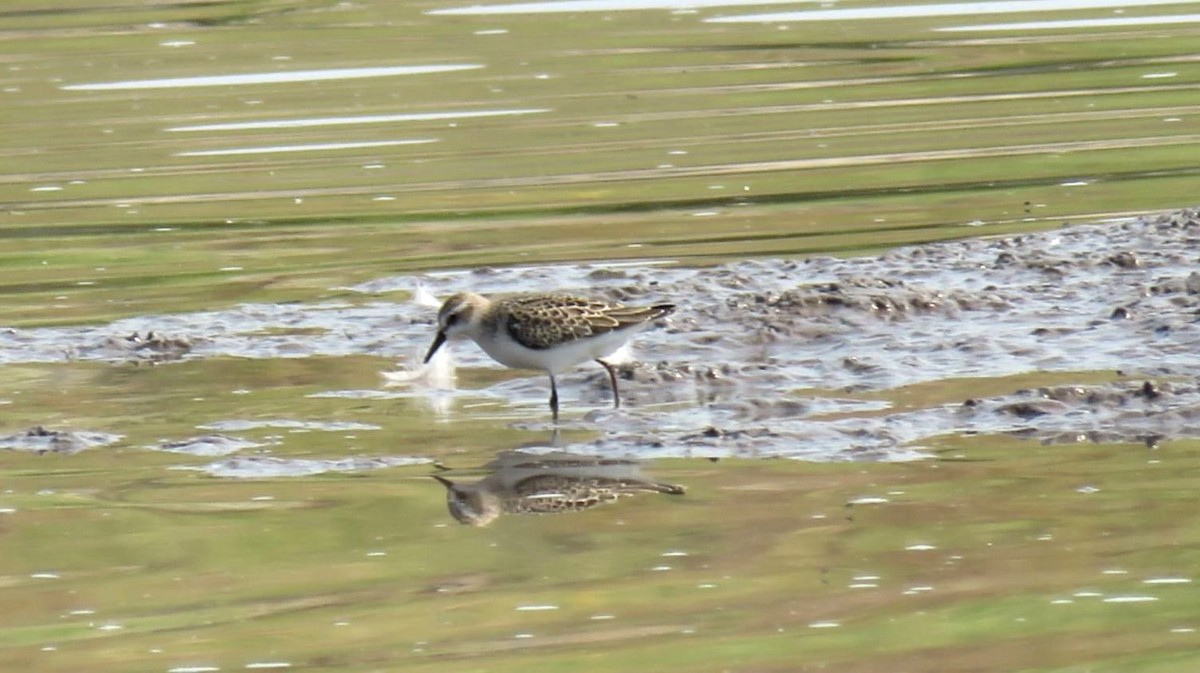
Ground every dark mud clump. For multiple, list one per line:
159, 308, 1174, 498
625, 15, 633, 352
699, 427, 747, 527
960, 379, 1198, 447
77, 331, 193, 363
147, 434, 264, 457
0, 426, 123, 455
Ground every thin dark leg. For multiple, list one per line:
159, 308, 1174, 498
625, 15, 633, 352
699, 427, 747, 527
596, 359, 620, 409
549, 374, 559, 423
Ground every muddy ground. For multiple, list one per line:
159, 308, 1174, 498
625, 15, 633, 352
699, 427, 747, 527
2, 208, 1198, 468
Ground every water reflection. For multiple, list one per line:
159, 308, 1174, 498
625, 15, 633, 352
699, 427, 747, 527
60, 64, 482, 91
174, 139, 437, 157
706, 0, 1194, 23
937, 14, 1200, 31
428, 0, 804, 16
432, 451, 685, 526
166, 108, 549, 133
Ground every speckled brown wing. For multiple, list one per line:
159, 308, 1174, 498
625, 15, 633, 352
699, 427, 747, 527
502, 475, 684, 515
503, 294, 674, 350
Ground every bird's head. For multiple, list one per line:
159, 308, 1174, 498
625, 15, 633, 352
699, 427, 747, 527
432, 474, 501, 527
424, 292, 486, 363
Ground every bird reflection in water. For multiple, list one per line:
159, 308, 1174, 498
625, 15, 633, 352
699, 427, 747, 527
433, 451, 685, 527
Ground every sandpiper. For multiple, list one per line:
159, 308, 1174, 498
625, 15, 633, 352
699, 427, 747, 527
423, 291, 675, 421
432, 451, 686, 526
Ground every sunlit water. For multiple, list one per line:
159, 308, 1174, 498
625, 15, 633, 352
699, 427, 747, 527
3, 1, 1200, 671
59, 64, 485, 91
705, 0, 1198, 22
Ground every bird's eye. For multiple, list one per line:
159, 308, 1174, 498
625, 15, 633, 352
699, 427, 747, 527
445, 313, 459, 326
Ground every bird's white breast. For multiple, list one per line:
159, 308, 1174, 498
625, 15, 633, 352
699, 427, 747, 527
470, 324, 643, 374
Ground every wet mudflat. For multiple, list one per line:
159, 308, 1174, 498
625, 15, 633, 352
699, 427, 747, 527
5, 208, 1198, 460
3, 210, 1200, 672
5, 0, 1200, 671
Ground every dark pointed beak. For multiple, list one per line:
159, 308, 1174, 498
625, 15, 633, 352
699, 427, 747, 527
431, 474, 455, 489
424, 330, 447, 364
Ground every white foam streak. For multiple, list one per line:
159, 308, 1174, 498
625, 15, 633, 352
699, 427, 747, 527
176, 139, 436, 157
707, 0, 1194, 23
167, 108, 549, 133
63, 65, 481, 91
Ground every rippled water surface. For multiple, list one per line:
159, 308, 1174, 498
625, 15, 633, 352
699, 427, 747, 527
4, 1, 1200, 671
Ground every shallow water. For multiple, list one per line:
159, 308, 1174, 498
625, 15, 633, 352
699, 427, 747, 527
6, 0, 1200, 326
4, 1, 1200, 671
